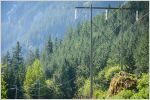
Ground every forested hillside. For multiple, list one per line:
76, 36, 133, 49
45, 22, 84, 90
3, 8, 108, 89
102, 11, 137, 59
1, 1, 149, 99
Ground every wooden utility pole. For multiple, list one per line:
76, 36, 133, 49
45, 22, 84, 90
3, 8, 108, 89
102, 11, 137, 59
15, 85, 17, 99
38, 80, 40, 99
90, 4, 93, 99
75, 4, 135, 98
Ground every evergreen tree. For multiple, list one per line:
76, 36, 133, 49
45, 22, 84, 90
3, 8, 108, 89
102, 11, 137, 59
46, 35, 53, 56
24, 59, 46, 99
54, 37, 58, 50
57, 59, 76, 98
41, 35, 54, 78
11, 41, 25, 99
35, 48, 40, 59
26, 49, 35, 66
2, 51, 14, 99
1, 74, 7, 99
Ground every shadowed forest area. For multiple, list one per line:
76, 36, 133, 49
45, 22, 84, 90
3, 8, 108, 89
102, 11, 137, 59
1, 1, 149, 99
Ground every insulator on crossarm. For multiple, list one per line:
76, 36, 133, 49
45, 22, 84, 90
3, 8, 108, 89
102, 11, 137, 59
136, 10, 138, 21
105, 9, 108, 20
75, 8, 77, 20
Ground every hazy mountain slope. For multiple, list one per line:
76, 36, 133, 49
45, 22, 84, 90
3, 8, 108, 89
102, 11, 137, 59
1, 1, 124, 56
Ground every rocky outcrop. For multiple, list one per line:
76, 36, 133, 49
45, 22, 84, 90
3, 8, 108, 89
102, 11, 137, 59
107, 71, 137, 98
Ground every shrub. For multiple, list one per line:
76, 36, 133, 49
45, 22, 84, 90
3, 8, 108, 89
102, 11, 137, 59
105, 65, 121, 80
111, 73, 149, 99
131, 73, 149, 99
112, 89, 133, 99
93, 89, 107, 99
76, 79, 90, 98
96, 65, 121, 91
1, 74, 7, 99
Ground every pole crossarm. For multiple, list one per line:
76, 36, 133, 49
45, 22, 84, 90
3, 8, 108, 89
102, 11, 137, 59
74, 4, 140, 99
75, 6, 135, 10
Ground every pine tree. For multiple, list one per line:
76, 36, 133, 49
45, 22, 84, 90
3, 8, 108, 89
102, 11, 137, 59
1, 74, 7, 99
2, 51, 14, 99
35, 48, 40, 59
24, 59, 46, 99
26, 49, 35, 66
58, 58, 76, 98
3, 51, 12, 80
46, 35, 53, 55
11, 41, 25, 99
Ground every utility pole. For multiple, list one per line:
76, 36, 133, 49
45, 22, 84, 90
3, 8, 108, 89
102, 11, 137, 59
119, 4, 123, 70
75, 3, 136, 99
121, 5, 123, 69
15, 85, 17, 99
38, 80, 40, 99
90, 4, 93, 99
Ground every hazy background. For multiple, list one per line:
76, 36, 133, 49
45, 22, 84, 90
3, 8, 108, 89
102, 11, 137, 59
1, 1, 125, 56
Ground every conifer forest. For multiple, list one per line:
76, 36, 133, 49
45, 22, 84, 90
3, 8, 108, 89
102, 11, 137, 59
1, 1, 149, 99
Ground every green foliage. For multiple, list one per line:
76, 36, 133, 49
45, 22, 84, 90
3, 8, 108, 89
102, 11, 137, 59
1, 74, 7, 99
44, 79, 61, 98
55, 59, 77, 98
131, 73, 149, 99
134, 31, 149, 74
77, 79, 107, 99
93, 89, 107, 99
41, 35, 54, 78
112, 89, 134, 99
54, 37, 59, 50
95, 65, 121, 91
111, 73, 149, 99
35, 48, 40, 59
26, 49, 36, 66
24, 59, 46, 99
1, 1, 149, 99
97, 71, 108, 90
11, 42, 25, 98
137, 73, 149, 89
46, 35, 53, 55
104, 65, 121, 80
1, 42, 25, 99
76, 79, 90, 98
131, 88, 149, 99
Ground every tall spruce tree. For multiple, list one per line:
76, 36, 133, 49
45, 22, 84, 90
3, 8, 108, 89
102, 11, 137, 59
11, 42, 25, 99
54, 37, 58, 50
46, 35, 53, 56
3, 51, 13, 99
35, 48, 40, 59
